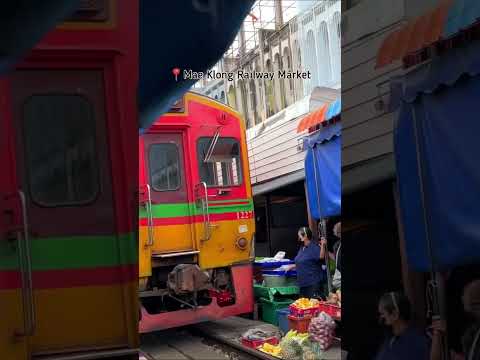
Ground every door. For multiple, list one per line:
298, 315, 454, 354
195, 135, 254, 269
142, 133, 195, 254
8, 69, 130, 355
0, 83, 28, 360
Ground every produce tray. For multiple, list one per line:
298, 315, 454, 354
241, 336, 279, 349
254, 260, 294, 269
318, 302, 341, 320
262, 269, 297, 277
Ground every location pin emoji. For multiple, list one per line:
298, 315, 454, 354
172, 68, 180, 81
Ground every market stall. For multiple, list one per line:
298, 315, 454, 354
237, 98, 343, 359
302, 100, 341, 294
245, 255, 342, 359
375, 2, 480, 357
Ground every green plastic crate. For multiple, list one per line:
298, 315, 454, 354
259, 298, 295, 326
254, 284, 299, 301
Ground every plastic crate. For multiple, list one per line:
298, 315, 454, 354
288, 315, 312, 333
276, 308, 290, 334
262, 269, 297, 277
260, 298, 295, 326
289, 304, 320, 318
241, 336, 279, 349
263, 274, 290, 287
318, 302, 341, 320
254, 284, 299, 301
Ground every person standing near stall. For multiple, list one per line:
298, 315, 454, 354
332, 222, 341, 291
375, 292, 430, 360
285, 226, 327, 298
431, 279, 480, 360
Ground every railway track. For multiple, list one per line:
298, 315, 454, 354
140, 326, 273, 360
140, 317, 342, 360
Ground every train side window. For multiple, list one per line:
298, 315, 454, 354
149, 143, 180, 191
197, 137, 243, 187
23, 95, 100, 206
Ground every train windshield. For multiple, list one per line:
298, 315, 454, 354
197, 137, 242, 187
149, 143, 181, 191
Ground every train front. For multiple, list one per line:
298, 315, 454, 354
138, 92, 255, 332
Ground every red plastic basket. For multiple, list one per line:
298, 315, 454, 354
289, 304, 319, 318
241, 336, 279, 349
318, 302, 341, 320
288, 315, 312, 333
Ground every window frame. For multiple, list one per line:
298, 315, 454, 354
148, 142, 182, 192
22, 94, 101, 208
196, 136, 244, 188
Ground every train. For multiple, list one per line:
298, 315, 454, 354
138, 91, 255, 332
0, 2, 139, 359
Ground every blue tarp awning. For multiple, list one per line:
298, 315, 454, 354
0, 0, 254, 133
0, 1, 80, 75
393, 40, 480, 272
304, 121, 341, 219
444, 0, 480, 37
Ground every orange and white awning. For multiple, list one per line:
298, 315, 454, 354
297, 99, 341, 133
376, 0, 452, 69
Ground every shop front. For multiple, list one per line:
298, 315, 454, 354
376, 2, 480, 357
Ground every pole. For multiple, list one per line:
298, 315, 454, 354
265, 195, 272, 257
411, 106, 449, 360
312, 148, 332, 295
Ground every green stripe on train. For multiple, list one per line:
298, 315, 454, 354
0, 233, 137, 271
138, 200, 254, 219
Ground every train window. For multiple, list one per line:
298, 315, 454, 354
23, 95, 99, 206
149, 143, 181, 191
197, 137, 242, 187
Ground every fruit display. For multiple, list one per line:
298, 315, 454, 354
284, 330, 310, 342
258, 342, 282, 357
280, 330, 308, 360
290, 298, 320, 318
292, 298, 320, 309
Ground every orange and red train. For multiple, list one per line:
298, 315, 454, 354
138, 92, 255, 332
0, 2, 138, 359
1, 2, 255, 359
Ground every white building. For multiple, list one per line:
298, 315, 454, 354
198, 1, 341, 257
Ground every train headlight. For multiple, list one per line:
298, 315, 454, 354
236, 237, 247, 250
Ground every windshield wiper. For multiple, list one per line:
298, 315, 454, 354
203, 126, 222, 163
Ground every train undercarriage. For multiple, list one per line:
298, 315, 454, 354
138, 261, 253, 332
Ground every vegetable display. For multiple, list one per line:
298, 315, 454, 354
308, 312, 336, 351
